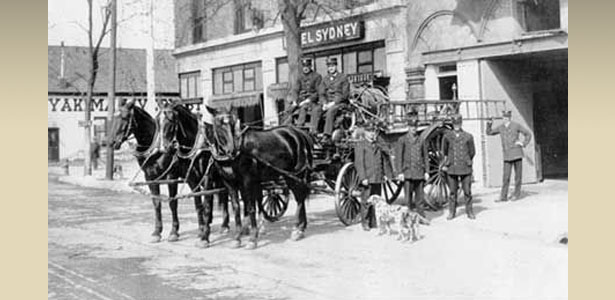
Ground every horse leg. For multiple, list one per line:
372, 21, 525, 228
167, 183, 180, 242
226, 185, 243, 248
188, 179, 209, 247
243, 183, 261, 250
218, 190, 231, 234
289, 181, 309, 241
148, 183, 163, 243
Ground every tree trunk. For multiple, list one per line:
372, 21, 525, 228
278, 0, 303, 105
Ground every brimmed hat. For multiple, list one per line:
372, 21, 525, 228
502, 110, 512, 117
451, 114, 463, 124
326, 57, 338, 66
301, 57, 312, 67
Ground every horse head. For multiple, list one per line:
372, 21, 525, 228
111, 100, 137, 150
158, 101, 200, 155
206, 105, 242, 159
158, 102, 178, 153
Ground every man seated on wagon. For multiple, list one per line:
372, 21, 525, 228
318, 57, 350, 144
294, 57, 323, 133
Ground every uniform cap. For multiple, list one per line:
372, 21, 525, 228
301, 57, 312, 67
451, 114, 463, 124
502, 110, 512, 117
326, 57, 338, 66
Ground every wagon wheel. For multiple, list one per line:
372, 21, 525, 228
381, 179, 403, 204
334, 162, 363, 226
421, 125, 452, 210
258, 187, 290, 222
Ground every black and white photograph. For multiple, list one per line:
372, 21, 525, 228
48, 0, 568, 299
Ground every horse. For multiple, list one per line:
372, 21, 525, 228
110, 100, 230, 246
203, 105, 314, 250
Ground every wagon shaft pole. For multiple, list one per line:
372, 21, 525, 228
128, 179, 185, 186
170, 188, 227, 200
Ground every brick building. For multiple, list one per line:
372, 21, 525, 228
48, 45, 180, 161
173, 0, 567, 187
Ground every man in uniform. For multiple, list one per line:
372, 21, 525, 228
396, 116, 429, 219
442, 114, 476, 220
354, 126, 384, 230
486, 110, 532, 201
294, 58, 322, 132
319, 57, 350, 142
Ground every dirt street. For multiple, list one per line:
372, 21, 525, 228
48, 174, 567, 300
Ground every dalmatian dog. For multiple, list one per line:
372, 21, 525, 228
366, 195, 430, 242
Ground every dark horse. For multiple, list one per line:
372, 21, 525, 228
203, 105, 314, 249
111, 100, 229, 246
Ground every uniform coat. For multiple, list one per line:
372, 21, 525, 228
486, 121, 532, 161
298, 71, 322, 103
396, 132, 428, 180
319, 71, 350, 105
355, 136, 396, 184
442, 129, 476, 175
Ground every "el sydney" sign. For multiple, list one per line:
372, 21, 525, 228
300, 19, 364, 48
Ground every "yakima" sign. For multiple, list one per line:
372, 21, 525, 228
300, 19, 364, 48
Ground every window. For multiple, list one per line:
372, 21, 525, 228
515, 0, 561, 32
213, 62, 262, 95
179, 72, 202, 99
93, 117, 107, 143
192, 0, 206, 43
276, 57, 289, 83
234, 0, 252, 34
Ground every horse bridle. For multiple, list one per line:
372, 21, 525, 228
211, 114, 243, 161
118, 106, 160, 158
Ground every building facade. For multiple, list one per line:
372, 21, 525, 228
48, 45, 180, 161
173, 0, 568, 188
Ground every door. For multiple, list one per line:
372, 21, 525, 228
48, 128, 60, 162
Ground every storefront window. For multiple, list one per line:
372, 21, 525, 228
213, 62, 262, 95
179, 71, 202, 99
275, 41, 386, 84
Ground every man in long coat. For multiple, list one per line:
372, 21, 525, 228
354, 126, 390, 230
396, 117, 429, 218
486, 110, 532, 201
442, 114, 476, 220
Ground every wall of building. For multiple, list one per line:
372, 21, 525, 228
480, 59, 538, 187
48, 95, 177, 159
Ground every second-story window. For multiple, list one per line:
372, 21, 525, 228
179, 71, 202, 100
213, 62, 263, 95
234, 0, 252, 34
192, 0, 206, 43
515, 0, 561, 32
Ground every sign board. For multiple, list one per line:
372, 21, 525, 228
347, 71, 383, 84
300, 19, 364, 48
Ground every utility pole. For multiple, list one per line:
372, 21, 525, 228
106, 0, 117, 180
145, 0, 157, 114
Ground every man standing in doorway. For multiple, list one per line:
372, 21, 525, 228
319, 57, 350, 143
442, 114, 476, 220
295, 58, 323, 132
487, 110, 532, 202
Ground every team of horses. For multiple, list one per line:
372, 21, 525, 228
111, 100, 315, 249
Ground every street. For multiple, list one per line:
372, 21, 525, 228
49, 174, 567, 300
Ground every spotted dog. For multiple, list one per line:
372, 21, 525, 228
366, 195, 429, 242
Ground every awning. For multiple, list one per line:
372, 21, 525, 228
209, 92, 262, 109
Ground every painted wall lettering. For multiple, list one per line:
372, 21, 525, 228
300, 19, 364, 48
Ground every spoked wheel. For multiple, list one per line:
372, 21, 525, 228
381, 179, 403, 204
258, 187, 290, 222
421, 125, 452, 210
334, 162, 363, 226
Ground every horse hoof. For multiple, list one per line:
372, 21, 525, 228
258, 226, 267, 235
290, 230, 304, 241
149, 235, 161, 243
168, 233, 179, 242
195, 240, 210, 248
245, 241, 257, 250
231, 240, 242, 249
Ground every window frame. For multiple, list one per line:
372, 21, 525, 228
213, 61, 262, 95
179, 71, 202, 100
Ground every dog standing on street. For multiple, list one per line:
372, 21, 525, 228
366, 195, 429, 242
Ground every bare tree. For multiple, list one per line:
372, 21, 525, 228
83, 0, 112, 176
